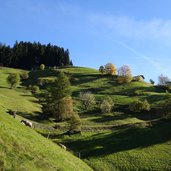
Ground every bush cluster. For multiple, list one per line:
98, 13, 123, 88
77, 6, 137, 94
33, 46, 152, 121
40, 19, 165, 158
129, 99, 150, 113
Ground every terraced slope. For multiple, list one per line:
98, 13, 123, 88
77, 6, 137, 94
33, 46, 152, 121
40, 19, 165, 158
1, 66, 171, 171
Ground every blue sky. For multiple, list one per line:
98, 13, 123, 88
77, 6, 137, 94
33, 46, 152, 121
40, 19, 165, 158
1, 0, 171, 82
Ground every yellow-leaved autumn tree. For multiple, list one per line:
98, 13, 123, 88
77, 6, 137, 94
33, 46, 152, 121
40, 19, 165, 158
105, 63, 116, 75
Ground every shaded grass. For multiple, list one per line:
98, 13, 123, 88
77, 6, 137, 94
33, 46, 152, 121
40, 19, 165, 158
57, 121, 171, 171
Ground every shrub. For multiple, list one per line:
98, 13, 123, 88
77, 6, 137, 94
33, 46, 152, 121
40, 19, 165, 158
99, 66, 105, 75
149, 79, 155, 85
20, 72, 29, 80
7, 73, 20, 89
40, 64, 45, 70
129, 99, 150, 113
68, 112, 81, 132
100, 96, 114, 114
117, 75, 132, 84
29, 85, 40, 93
79, 91, 96, 110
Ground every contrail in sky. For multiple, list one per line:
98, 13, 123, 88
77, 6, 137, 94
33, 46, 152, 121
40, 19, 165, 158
113, 40, 167, 74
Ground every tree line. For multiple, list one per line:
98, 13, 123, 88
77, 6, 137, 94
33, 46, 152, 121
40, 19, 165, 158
0, 41, 73, 69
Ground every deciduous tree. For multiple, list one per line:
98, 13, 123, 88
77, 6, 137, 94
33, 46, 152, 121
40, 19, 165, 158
79, 91, 95, 110
7, 73, 20, 89
158, 74, 170, 86
117, 65, 132, 83
100, 96, 114, 114
129, 99, 150, 113
105, 63, 116, 75
99, 66, 105, 75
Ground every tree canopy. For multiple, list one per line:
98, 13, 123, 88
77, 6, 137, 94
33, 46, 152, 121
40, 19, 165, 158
104, 63, 116, 75
117, 65, 132, 83
7, 73, 20, 89
0, 41, 72, 69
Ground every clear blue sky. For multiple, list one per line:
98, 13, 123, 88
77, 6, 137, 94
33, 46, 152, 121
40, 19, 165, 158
1, 0, 171, 82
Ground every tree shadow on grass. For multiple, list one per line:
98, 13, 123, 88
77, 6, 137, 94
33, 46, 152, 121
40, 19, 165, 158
132, 109, 163, 121
17, 111, 51, 122
115, 105, 164, 121
64, 121, 171, 158
90, 112, 131, 123
22, 69, 59, 86
0, 85, 8, 89
72, 87, 104, 97
71, 73, 100, 85
146, 94, 170, 104
105, 83, 167, 96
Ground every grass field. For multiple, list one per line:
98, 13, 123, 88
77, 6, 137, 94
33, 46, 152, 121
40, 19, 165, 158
0, 107, 93, 171
0, 67, 93, 171
1, 66, 171, 171
55, 121, 171, 171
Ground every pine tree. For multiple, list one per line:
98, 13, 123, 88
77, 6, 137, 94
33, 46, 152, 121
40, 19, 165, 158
43, 72, 73, 121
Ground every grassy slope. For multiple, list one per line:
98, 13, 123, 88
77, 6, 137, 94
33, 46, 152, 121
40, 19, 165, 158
26, 67, 145, 126
54, 67, 171, 171
0, 67, 93, 171
61, 67, 170, 127
1, 66, 171, 171
0, 108, 93, 171
0, 67, 41, 114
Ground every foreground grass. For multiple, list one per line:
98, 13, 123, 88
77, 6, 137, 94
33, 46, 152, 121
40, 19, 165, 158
0, 107, 93, 171
0, 67, 93, 170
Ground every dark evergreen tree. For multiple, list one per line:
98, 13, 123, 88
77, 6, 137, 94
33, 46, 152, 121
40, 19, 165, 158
42, 72, 73, 121
0, 41, 73, 69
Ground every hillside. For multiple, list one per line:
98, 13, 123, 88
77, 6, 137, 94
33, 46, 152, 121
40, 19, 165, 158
0, 67, 93, 171
43, 67, 171, 171
0, 66, 171, 171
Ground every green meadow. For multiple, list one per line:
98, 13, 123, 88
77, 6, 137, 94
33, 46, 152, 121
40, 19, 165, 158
0, 66, 171, 171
